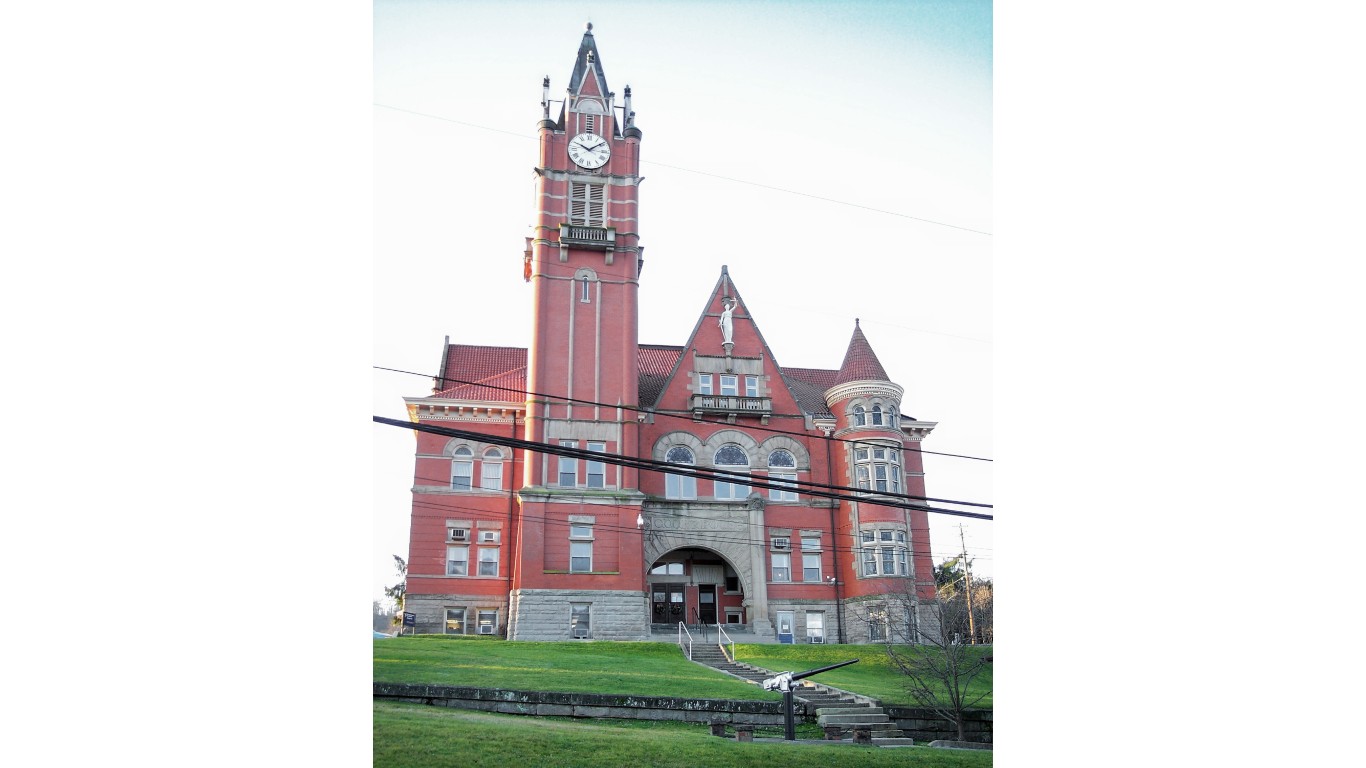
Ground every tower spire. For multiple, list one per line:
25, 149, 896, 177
834, 321, 890, 384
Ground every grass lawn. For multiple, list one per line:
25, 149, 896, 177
373, 635, 780, 700
374, 636, 992, 709
735, 642, 993, 709
374, 700, 993, 768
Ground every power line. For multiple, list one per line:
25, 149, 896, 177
373, 102, 992, 237
374, 415, 992, 520
374, 365, 993, 464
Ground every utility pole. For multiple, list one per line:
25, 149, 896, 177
958, 524, 975, 645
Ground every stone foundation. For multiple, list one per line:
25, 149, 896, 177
509, 588, 649, 640
403, 594, 510, 636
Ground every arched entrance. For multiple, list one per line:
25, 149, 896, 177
647, 547, 745, 627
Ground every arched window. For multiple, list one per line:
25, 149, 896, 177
768, 449, 798, 502
852, 405, 866, 427
888, 406, 898, 429
480, 448, 504, 491
581, 275, 592, 303
871, 404, 883, 426
713, 444, 749, 499
451, 446, 474, 491
665, 446, 696, 500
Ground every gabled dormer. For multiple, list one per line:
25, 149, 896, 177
647, 267, 808, 425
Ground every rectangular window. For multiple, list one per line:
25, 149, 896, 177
480, 461, 502, 491
802, 553, 822, 582
875, 465, 888, 492
570, 541, 593, 572
769, 472, 798, 501
806, 612, 825, 643
897, 548, 908, 576
558, 440, 577, 486
879, 530, 894, 542
666, 471, 696, 499
451, 461, 473, 491
862, 546, 877, 576
855, 465, 870, 490
445, 607, 466, 635
719, 374, 738, 396
715, 476, 747, 499
571, 603, 591, 639
771, 552, 791, 582
446, 546, 468, 576
881, 547, 895, 575
697, 373, 713, 396
586, 442, 606, 488
744, 376, 759, 397
869, 612, 887, 642
478, 547, 499, 577
569, 524, 593, 539
801, 536, 820, 551
568, 181, 606, 226
477, 609, 497, 635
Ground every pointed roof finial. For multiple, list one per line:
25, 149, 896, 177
586, 21, 593, 33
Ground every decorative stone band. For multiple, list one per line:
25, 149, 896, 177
822, 380, 905, 408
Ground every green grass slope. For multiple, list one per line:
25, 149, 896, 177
374, 701, 993, 768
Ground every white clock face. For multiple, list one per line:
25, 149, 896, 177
568, 132, 610, 169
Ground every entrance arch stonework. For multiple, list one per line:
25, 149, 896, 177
642, 497, 775, 638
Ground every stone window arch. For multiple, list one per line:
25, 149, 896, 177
713, 443, 749, 499
574, 267, 599, 304
852, 404, 866, 427
450, 445, 474, 491
480, 448, 505, 491
664, 445, 696, 500
767, 449, 798, 502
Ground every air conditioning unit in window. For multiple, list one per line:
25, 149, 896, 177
479, 531, 499, 543
448, 528, 468, 542
808, 636, 824, 644
772, 538, 790, 550
479, 624, 494, 635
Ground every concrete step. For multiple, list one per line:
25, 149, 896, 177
819, 719, 900, 730
816, 706, 884, 718
819, 714, 892, 726
871, 737, 916, 747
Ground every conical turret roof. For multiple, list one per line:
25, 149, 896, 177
834, 320, 890, 384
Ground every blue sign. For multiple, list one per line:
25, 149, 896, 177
402, 611, 416, 627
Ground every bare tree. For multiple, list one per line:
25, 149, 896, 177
851, 579, 992, 741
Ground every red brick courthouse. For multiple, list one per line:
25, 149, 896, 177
401, 26, 941, 642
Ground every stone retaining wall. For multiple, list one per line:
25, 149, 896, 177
373, 683, 787, 725
884, 705, 992, 743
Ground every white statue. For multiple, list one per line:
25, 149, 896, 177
719, 298, 735, 344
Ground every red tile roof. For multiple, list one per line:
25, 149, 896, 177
834, 321, 890, 384
781, 367, 839, 418
433, 345, 528, 403
638, 344, 683, 406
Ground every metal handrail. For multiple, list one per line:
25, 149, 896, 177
677, 622, 693, 660
690, 608, 710, 642
716, 623, 735, 663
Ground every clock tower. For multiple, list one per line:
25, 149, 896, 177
509, 24, 649, 639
